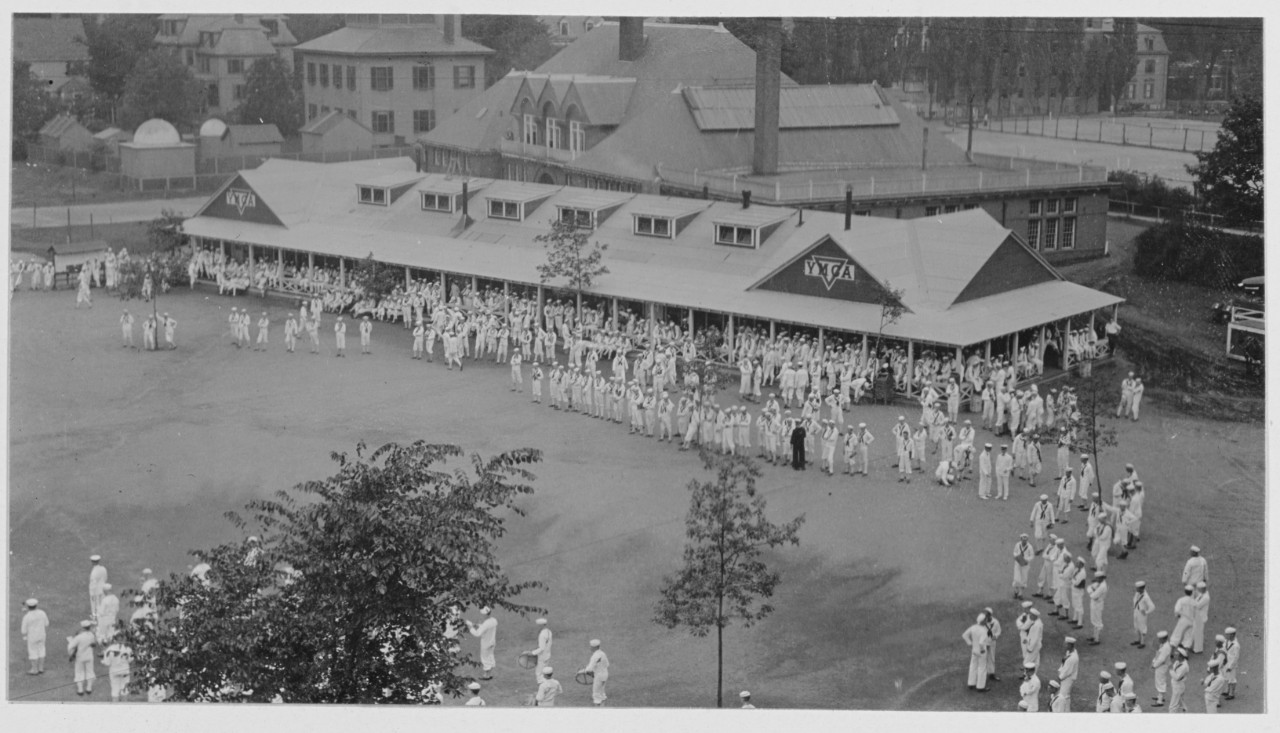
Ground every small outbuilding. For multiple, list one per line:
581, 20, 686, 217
119, 118, 197, 191
38, 113, 95, 152
92, 127, 131, 154
199, 119, 285, 159
300, 110, 374, 155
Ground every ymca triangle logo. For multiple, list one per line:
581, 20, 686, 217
803, 255, 856, 290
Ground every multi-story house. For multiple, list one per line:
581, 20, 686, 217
13, 15, 89, 96
1084, 19, 1169, 111
155, 14, 297, 119
294, 14, 494, 148
538, 16, 606, 47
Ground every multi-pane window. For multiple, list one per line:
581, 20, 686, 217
371, 66, 393, 91
559, 207, 593, 228
569, 120, 585, 154
488, 200, 520, 220
1028, 199, 1041, 216
227, 59, 244, 74
943, 204, 959, 214
1064, 197, 1077, 214
347, 109, 358, 120
924, 205, 939, 216
545, 119, 561, 149
199, 56, 212, 74
334, 64, 343, 89
1043, 218, 1059, 250
1144, 81, 1154, 99
359, 186, 387, 205
261, 19, 278, 36
185, 49, 195, 66
523, 114, 538, 145
421, 193, 452, 212
319, 64, 329, 87
307, 104, 317, 120
413, 109, 436, 133
1144, 59, 1156, 74
371, 111, 394, 134
1046, 199, 1059, 215
716, 224, 756, 247
413, 65, 436, 90
1061, 218, 1076, 249
1026, 219, 1041, 249
233, 84, 246, 101
307, 62, 316, 85
347, 66, 356, 90
634, 215, 672, 238
207, 83, 220, 108
453, 65, 476, 89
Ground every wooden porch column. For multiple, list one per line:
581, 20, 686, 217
984, 339, 992, 365
688, 308, 695, 337
247, 243, 254, 273
817, 326, 824, 355
769, 320, 776, 341
1089, 310, 1096, 339
220, 239, 226, 263
503, 281, 511, 314
727, 313, 736, 353
306, 251, 313, 278
575, 290, 582, 318
338, 257, 345, 287
471, 275, 478, 297
647, 302, 656, 339
611, 297, 618, 329
1038, 324, 1047, 369
1011, 331, 1020, 381
536, 284, 544, 324
1060, 319, 1069, 368
404, 266, 411, 289
955, 345, 963, 379
277, 248, 283, 274
906, 340, 915, 398
861, 334, 869, 365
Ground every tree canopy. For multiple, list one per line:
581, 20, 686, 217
654, 452, 803, 707
462, 16, 557, 88
1187, 95, 1262, 225
81, 14, 157, 104
12, 61, 56, 154
115, 441, 545, 703
120, 50, 205, 131
288, 14, 346, 45
535, 218, 609, 310
237, 56, 304, 136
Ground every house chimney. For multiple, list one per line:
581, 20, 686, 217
742, 190, 751, 209
234, 13, 244, 24
443, 15, 456, 45
752, 18, 783, 177
844, 188, 853, 231
619, 18, 645, 62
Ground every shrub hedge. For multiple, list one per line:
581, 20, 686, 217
1132, 220, 1264, 289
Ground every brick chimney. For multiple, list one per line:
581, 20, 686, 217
752, 18, 782, 177
619, 18, 645, 62
443, 15, 457, 45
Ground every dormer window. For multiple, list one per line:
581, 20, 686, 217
359, 186, 388, 206
716, 224, 758, 248
488, 199, 521, 220
558, 207, 593, 229
633, 215, 672, 238
261, 19, 278, 36
421, 192, 453, 212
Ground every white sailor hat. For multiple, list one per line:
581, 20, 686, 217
964, 419, 971, 424
133, 595, 144, 603
479, 606, 492, 615
1114, 662, 1127, 670
898, 415, 906, 420
1184, 585, 1194, 592
25, 598, 38, 607
739, 690, 751, 698
1019, 532, 1029, 539
1099, 671, 1111, 680
1124, 692, 1137, 700
1064, 636, 1076, 644
1029, 608, 1040, 616
975, 614, 985, 622
535, 618, 547, 625
858, 423, 866, 428
80, 620, 92, 628
543, 666, 554, 675
1135, 581, 1146, 588
468, 682, 482, 691
1039, 494, 1049, 501
1196, 581, 1207, 589
1157, 631, 1169, 638
1024, 662, 1037, 670
589, 639, 601, 647
1225, 627, 1237, 634
103, 583, 112, 590
90, 554, 101, 561
1048, 679, 1060, 688
985, 443, 993, 448
1020, 600, 1033, 609
1190, 545, 1201, 553
1214, 634, 1226, 643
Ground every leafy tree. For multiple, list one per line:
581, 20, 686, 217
237, 56, 304, 136
1095, 19, 1138, 114
930, 18, 1007, 157
12, 61, 56, 157
1186, 95, 1262, 225
287, 14, 345, 45
119, 50, 205, 131
115, 441, 545, 703
350, 253, 405, 300
535, 218, 609, 317
873, 282, 907, 356
654, 452, 804, 708
80, 14, 157, 118
462, 16, 557, 88
147, 209, 189, 253
1065, 371, 1119, 509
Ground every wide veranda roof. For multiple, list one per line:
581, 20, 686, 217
182, 158, 1122, 348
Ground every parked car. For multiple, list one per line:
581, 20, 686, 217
1238, 275, 1264, 298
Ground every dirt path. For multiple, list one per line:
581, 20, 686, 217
7, 287, 1265, 710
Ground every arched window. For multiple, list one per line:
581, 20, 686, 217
542, 101, 560, 149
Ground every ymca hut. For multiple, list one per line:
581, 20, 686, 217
181, 157, 1123, 397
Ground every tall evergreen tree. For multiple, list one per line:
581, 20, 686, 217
119, 50, 205, 130
238, 56, 304, 136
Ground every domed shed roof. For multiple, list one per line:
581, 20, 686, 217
133, 118, 181, 146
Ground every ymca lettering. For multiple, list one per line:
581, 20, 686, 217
803, 255, 855, 290
225, 188, 257, 216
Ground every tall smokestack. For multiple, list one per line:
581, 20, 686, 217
752, 18, 782, 177
443, 15, 456, 45
619, 18, 645, 62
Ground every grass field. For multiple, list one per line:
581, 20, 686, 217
6, 285, 1265, 712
